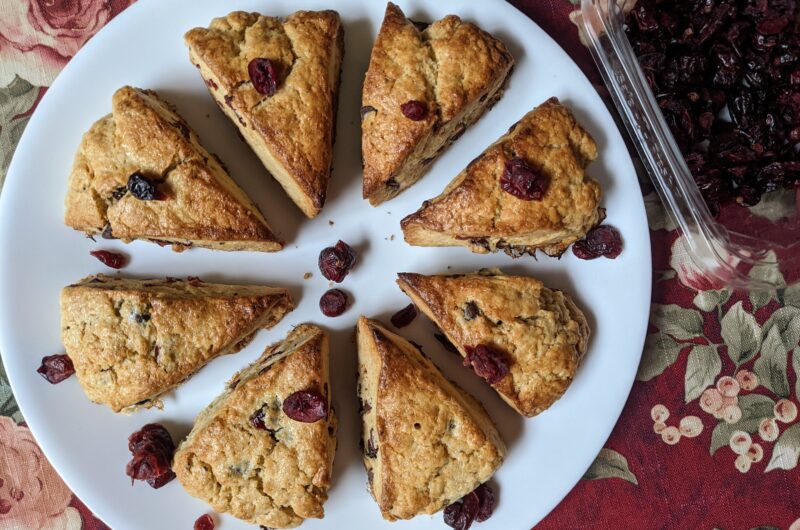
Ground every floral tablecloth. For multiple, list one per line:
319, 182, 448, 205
0, 0, 799, 529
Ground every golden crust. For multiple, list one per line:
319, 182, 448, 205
173, 324, 336, 529
356, 316, 505, 521
64, 86, 282, 252
361, 2, 514, 205
185, 11, 344, 218
397, 269, 590, 417
60, 274, 293, 413
401, 97, 603, 257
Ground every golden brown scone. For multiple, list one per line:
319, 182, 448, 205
60, 275, 293, 413
173, 324, 336, 529
401, 97, 604, 257
361, 3, 514, 205
356, 316, 505, 521
397, 269, 589, 417
185, 11, 344, 218
64, 86, 282, 252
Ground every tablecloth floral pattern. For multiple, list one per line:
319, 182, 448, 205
0, 0, 798, 529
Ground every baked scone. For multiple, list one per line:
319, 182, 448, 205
64, 86, 281, 252
401, 97, 604, 257
60, 275, 293, 412
397, 269, 589, 417
361, 2, 514, 205
356, 316, 505, 521
173, 324, 336, 529
185, 11, 344, 218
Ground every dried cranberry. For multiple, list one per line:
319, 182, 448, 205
282, 390, 327, 423
571, 225, 623, 260
474, 483, 495, 522
318, 240, 357, 282
37, 354, 74, 384
500, 157, 548, 200
125, 424, 175, 489
443, 489, 480, 530
90, 250, 127, 269
400, 100, 428, 121
248, 58, 278, 96
463, 345, 509, 385
194, 514, 215, 530
319, 289, 348, 317
127, 173, 163, 201
0, 499, 11, 515
390, 304, 418, 328
250, 408, 266, 430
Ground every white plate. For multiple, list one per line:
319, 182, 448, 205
0, 0, 651, 528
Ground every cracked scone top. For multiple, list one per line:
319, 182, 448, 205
397, 269, 590, 417
401, 97, 604, 257
361, 2, 514, 205
356, 316, 505, 521
185, 10, 344, 218
64, 86, 281, 252
60, 275, 293, 413
173, 324, 337, 529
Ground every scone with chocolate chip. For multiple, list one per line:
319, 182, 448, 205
401, 97, 603, 257
361, 2, 514, 205
397, 269, 589, 417
60, 275, 293, 413
185, 11, 344, 218
64, 86, 281, 252
173, 324, 336, 529
356, 316, 505, 521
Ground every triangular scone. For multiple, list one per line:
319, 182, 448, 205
397, 269, 589, 417
361, 3, 514, 205
60, 275, 293, 413
356, 316, 505, 521
173, 324, 336, 529
64, 86, 282, 252
401, 98, 604, 257
185, 11, 344, 218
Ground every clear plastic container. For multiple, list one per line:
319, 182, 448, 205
581, 0, 800, 290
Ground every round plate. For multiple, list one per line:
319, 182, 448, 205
0, 0, 651, 528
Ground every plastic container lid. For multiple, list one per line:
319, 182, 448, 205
580, 0, 800, 290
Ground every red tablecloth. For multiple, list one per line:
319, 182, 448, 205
0, 1, 798, 529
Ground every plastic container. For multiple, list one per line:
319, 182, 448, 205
580, 0, 800, 290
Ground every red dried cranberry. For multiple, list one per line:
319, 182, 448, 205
250, 408, 266, 430
37, 354, 74, 384
463, 345, 509, 385
390, 304, 418, 328
401, 100, 428, 121
571, 225, 623, 260
127, 173, 163, 201
500, 157, 548, 200
443, 489, 480, 530
319, 289, 348, 317
90, 250, 127, 269
194, 514, 215, 530
248, 58, 278, 96
282, 390, 327, 423
318, 241, 357, 282
474, 483, 495, 522
125, 424, 175, 489
0, 499, 11, 515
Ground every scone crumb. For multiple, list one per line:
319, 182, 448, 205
329, 220, 335, 226
304, 272, 313, 280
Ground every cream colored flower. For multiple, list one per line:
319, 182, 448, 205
722, 405, 742, 424
734, 454, 751, 473
661, 426, 681, 445
653, 421, 667, 434
716, 376, 740, 397
679, 416, 703, 438
735, 370, 758, 391
700, 388, 724, 415
759, 418, 779, 442
746, 443, 764, 463
789, 517, 800, 530
774, 399, 798, 423
729, 431, 752, 455
651, 404, 669, 423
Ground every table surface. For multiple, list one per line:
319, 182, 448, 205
0, 1, 798, 529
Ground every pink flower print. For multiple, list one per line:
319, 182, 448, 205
759, 418, 780, 442
650, 404, 669, 423
700, 388, 724, 415
774, 399, 798, 423
722, 404, 743, 424
661, 426, 681, 445
653, 422, 667, 434
716, 376, 740, 398
734, 454, 751, 473
679, 416, 703, 438
746, 443, 764, 463
735, 370, 758, 391
729, 431, 752, 455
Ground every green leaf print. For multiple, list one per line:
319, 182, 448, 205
721, 302, 762, 366
582, 448, 638, 485
684, 344, 721, 402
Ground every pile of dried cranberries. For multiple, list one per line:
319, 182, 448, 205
625, 0, 800, 213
